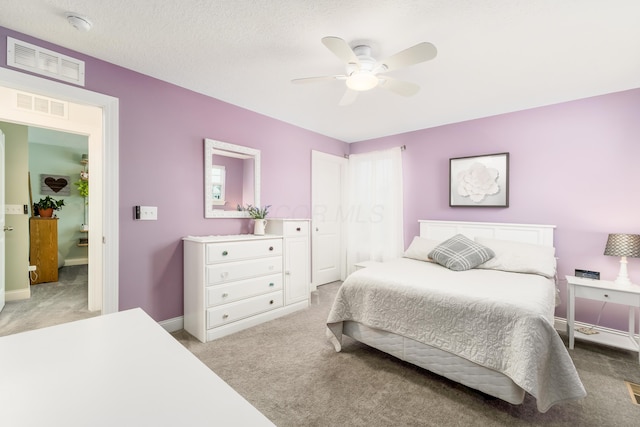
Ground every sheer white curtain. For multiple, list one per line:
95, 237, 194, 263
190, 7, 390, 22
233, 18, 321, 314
346, 147, 404, 273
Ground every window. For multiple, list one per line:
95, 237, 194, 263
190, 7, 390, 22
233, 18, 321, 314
211, 165, 226, 205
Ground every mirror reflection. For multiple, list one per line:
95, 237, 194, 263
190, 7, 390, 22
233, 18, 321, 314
204, 138, 260, 218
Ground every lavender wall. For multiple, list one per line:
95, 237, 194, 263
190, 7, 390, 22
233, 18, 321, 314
351, 89, 640, 331
0, 27, 347, 322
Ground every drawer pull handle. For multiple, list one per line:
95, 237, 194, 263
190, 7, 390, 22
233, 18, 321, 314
296, 227, 301, 231
222, 293, 228, 298
220, 272, 228, 278
269, 246, 274, 251
222, 250, 228, 256
269, 300, 274, 305
604, 294, 609, 298
269, 282, 275, 287
222, 314, 229, 319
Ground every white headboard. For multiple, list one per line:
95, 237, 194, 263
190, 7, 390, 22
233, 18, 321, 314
419, 220, 555, 247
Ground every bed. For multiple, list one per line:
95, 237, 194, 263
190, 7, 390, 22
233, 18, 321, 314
326, 220, 586, 413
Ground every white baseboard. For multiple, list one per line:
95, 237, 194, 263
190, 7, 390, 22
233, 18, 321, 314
5, 287, 31, 301
64, 258, 89, 266
554, 317, 640, 343
159, 316, 184, 333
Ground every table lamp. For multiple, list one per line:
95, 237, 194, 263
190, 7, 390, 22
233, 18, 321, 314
604, 233, 640, 285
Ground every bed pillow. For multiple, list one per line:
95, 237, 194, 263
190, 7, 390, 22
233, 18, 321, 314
403, 237, 441, 262
475, 237, 556, 278
427, 234, 495, 271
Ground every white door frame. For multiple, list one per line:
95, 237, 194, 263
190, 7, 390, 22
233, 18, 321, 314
0, 67, 119, 315
0, 130, 5, 312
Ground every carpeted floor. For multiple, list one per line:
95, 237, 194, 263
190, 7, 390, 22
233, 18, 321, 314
0, 265, 98, 337
173, 281, 640, 427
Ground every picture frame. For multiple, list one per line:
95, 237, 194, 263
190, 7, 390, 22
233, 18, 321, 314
449, 153, 509, 207
40, 174, 71, 196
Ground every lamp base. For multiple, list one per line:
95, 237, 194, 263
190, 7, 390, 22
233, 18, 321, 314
614, 256, 632, 286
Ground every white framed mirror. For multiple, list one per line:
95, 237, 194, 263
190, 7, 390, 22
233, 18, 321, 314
204, 138, 260, 218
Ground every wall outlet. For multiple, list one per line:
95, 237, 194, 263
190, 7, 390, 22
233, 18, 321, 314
5, 204, 25, 215
134, 205, 158, 220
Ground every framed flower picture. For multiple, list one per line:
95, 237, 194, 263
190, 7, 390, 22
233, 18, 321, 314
449, 153, 509, 207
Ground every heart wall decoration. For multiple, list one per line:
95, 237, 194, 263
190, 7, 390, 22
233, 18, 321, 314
41, 174, 71, 196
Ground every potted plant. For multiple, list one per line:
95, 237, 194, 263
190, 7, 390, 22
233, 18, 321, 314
74, 179, 89, 199
243, 204, 271, 235
35, 196, 65, 218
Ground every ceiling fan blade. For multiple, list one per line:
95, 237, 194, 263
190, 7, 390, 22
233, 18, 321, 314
378, 77, 420, 97
322, 36, 359, 65
291, 75, 347, 84
338, 89, 358, 106
380, 42, 437, 72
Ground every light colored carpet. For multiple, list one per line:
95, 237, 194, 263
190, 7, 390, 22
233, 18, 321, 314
0, 265, 98, 337
173, 281, 640, 427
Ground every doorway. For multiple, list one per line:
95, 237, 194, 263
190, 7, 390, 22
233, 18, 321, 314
0, 67, 119, 318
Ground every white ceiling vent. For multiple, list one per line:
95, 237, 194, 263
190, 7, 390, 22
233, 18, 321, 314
15, 91, 69, 119
7, 37, 85, 86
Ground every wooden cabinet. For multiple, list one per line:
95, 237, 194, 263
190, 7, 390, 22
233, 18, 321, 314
183, 234, 309, 342
29, 218, 58, 284
266, 219, 311, 305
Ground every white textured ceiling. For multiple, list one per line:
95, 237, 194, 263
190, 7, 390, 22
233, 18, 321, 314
2, 1, 640, 143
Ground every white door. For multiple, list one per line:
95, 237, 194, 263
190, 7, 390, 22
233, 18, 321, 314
311, 151, 347, 288
1, 130, 5, 312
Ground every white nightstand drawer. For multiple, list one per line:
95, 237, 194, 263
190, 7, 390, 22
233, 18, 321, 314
206, 239, 282, 263
206, 274, 283, 307
574, 285, 640, 305
207, 291, 283, 328
206, 257, 282, 285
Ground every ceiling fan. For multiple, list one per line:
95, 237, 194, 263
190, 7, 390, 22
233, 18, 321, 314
292, 36, 437, 106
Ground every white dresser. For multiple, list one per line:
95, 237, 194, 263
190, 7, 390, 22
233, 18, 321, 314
183, 234, 308, 342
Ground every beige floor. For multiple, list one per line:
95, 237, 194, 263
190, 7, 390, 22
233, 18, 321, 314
0, 265, 98, 337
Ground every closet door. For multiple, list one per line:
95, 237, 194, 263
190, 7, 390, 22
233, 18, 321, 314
311, 151, 346, 288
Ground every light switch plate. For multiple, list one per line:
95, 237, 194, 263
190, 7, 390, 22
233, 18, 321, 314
134, 205, 158, 220
5, 204, 24, 215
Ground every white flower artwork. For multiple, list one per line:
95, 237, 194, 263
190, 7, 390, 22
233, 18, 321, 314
449, 153, 509, 207
457, 162, 500, 202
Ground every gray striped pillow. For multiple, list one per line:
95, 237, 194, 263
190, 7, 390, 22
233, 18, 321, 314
428, 234, 495, 271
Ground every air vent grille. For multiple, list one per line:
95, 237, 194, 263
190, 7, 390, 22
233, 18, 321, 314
7, 37, 85, 86
626, 381, 640, 405
15, 91, 69, 119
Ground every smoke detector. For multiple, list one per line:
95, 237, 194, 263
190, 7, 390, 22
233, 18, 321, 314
66, 13, 93, 32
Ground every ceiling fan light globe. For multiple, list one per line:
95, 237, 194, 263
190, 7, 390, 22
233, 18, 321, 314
346, 73, 378, 91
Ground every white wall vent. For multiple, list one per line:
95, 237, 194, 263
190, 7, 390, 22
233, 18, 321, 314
6, 37, 85, 86
15, 91, 69, 119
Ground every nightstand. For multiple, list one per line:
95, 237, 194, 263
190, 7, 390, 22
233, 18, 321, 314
566, 275, 640, 362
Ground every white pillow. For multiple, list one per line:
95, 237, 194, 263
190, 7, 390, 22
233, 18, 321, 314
475, 237, 556, 278
403, 237, 441, 262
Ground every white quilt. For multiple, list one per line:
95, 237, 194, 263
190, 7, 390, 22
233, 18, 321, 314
326, 258, 586, 412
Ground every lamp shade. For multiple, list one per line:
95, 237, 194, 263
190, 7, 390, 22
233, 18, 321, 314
604, 234, 640, 258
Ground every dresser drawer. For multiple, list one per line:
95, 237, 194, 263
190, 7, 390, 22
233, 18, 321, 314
283, 221, 309, 237
206, 274, 283, 307
207, 291, 283, 328
206, 257, 282, 285
574, 285, 640, 305
206, 239, 282, 263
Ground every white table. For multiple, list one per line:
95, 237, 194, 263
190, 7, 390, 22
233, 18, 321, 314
0, 308, 274, 426
566, 275, 640, 362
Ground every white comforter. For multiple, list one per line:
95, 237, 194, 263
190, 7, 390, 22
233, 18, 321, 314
326, 258, 586, 412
